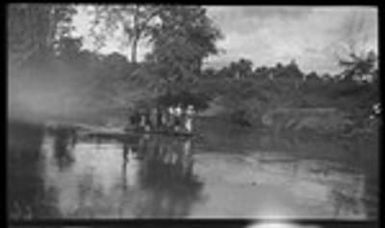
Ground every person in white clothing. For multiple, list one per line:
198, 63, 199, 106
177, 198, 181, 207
168, 106, 175, 115
175, 104, 182, 116
186, 105, 195, 116
167, 106, 176, 130
174, 104, 183, 132
185, 105, 195, 133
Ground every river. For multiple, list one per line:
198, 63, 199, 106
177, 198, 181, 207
7, 118, 378, 219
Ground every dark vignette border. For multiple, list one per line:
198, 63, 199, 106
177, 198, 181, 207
2, 1, 384, 228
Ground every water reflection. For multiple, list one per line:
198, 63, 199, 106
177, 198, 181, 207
7, 121, 59, 219
189, 153, 372, 219
7, 121, 378, 219
33, 128, 203, 218
52, 127, 76, 171
136, 137, 202, 218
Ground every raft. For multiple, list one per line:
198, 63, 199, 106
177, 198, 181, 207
83, 127, 195, 140
124, 128, 195, 137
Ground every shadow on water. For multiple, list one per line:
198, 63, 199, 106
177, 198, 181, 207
7, 120, 59, 219
52, 127, 77, 171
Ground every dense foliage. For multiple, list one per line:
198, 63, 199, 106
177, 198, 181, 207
8, 4, 380, 131
8, 4, 76, 67
197, 56, 379, 128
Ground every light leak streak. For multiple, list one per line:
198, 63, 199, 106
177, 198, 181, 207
247, 221, 320, 228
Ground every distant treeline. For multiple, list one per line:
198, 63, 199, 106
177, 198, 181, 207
195, 56, 378, 128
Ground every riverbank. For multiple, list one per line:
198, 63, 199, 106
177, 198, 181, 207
9, 106, 380, 146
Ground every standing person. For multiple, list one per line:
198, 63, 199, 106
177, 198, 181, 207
174, 104, 183, 132
160, 108, 168, 130
156, 106, 163, 130
185, 105, 195, 133
182, 105, 191, 133
139, 109, 147, 131
150, 107, 159, 130
186, 104, 195, 116
175, 103, 183, 116
144, 109, 151, 132
168, 106, 176, 131
129, 110, 140, 130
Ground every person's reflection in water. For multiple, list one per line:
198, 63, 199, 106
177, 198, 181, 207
138, 133, 151, 158
122, 139, 141, 190
118, 136, 141, 217
53, 127, 76, 171
181, 139, 194, 178
122, 142, 129, 190
135, 135, 203, 218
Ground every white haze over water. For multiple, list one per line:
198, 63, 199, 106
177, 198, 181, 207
72, 6, 378, 75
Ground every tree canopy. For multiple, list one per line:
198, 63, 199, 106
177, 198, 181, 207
8, 4, 76, 67
89, 4, 162, 63
145, 6, 222, 92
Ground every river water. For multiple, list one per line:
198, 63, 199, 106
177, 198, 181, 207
7, 119, 378, 220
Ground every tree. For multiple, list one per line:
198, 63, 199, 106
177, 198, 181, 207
55, 37, 83, 65
217, 66, 232, 78
146, 6, 222, 93
103, 52, 130, 71
333, 10, 378, 81
8, 4, 76, 67
201, 67, 217, 78
285, 60, 303, 79
253, 66, 271, 81
228, 58, 253, 79
254, 66, 269, 74
89, 5, 162, 64
306, 71, 319, 80
338, 50, 378, 82
321, 73, 333, 83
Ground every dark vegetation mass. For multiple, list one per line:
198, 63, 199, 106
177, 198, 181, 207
8, 4, 380, 135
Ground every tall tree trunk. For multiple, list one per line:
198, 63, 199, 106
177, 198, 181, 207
130, 5, 139, 64
46, 6, 56, 49
131, 36, 138, 64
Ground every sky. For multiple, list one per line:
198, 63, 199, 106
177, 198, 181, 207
72, 6, 378, 75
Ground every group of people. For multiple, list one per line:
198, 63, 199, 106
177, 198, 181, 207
129, 104, 196, 133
